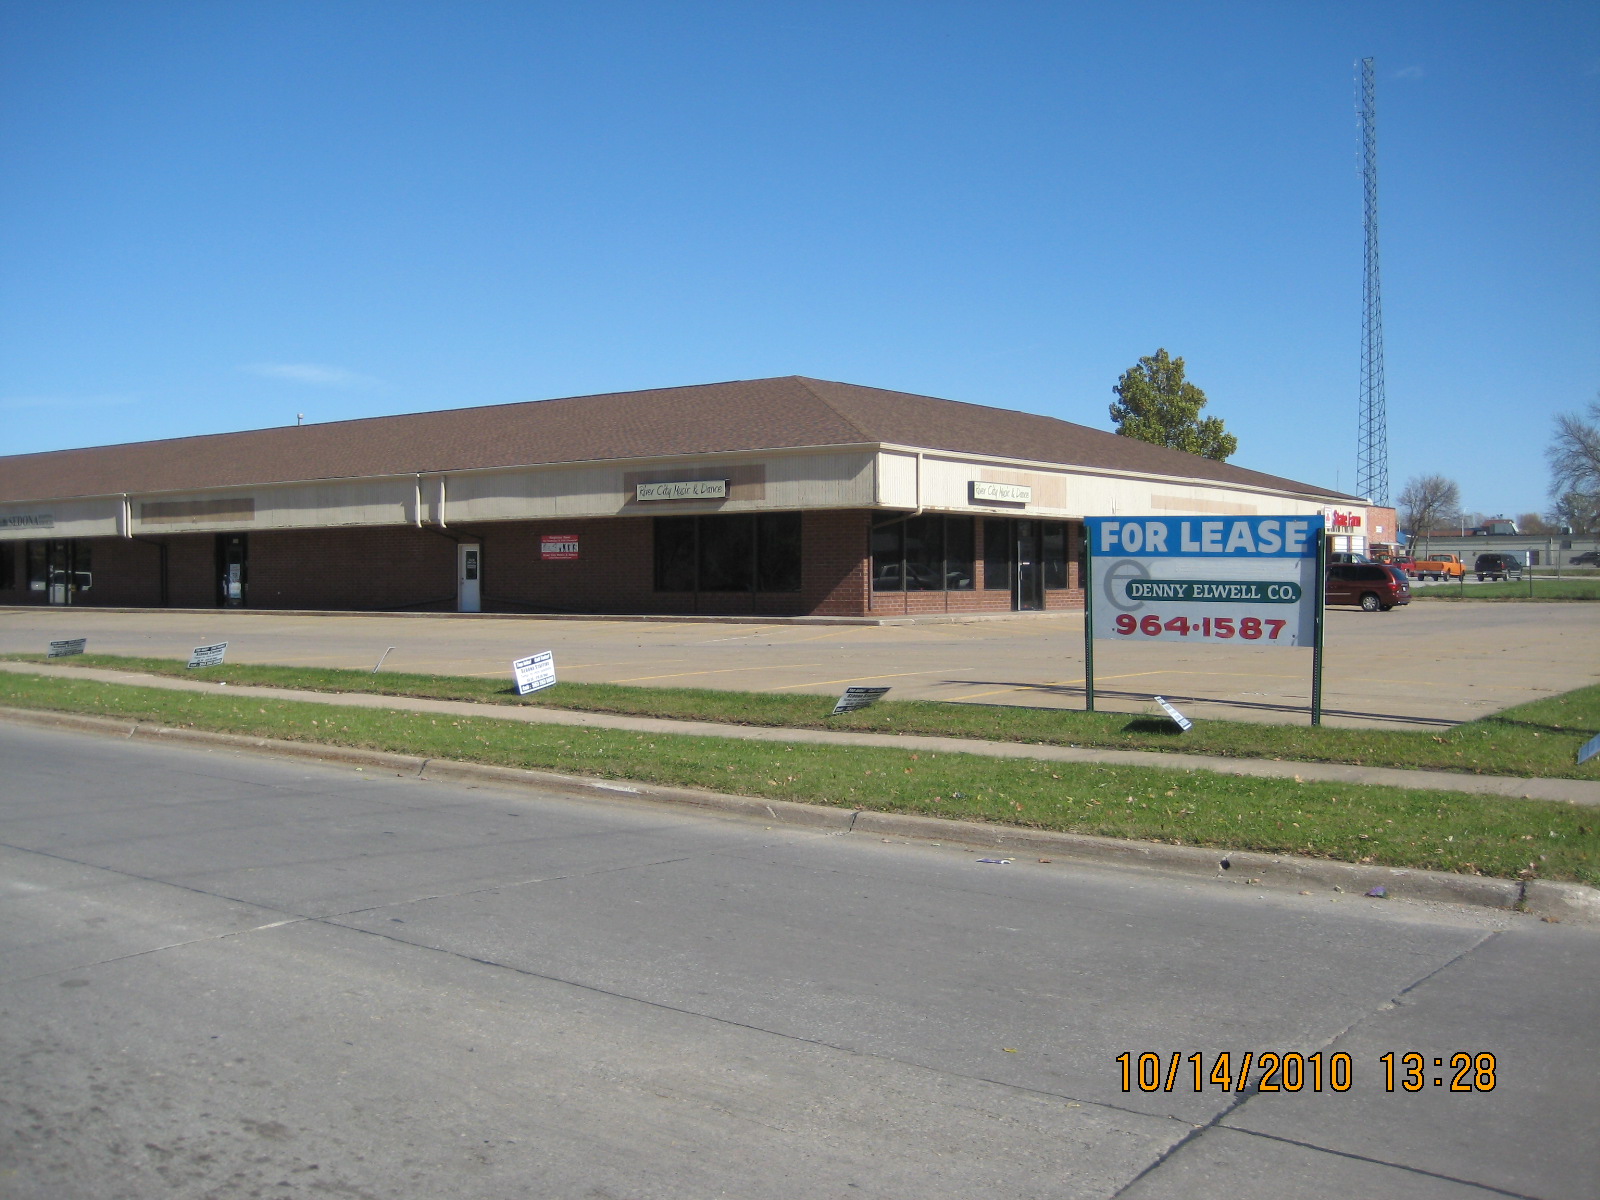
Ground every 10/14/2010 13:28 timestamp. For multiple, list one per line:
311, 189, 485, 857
1117, 1052, 1498, 1093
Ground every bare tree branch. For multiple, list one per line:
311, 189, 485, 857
1548, 398, 1600, 499
1397, 474, 1461, 551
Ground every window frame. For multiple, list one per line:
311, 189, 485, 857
874, 516, 976, 592
653, 512, 802, 594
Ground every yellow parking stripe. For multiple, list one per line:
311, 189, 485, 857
770, 668, 973, 691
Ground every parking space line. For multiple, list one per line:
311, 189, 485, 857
769, 668, 975, 690
606, 664, 823, 684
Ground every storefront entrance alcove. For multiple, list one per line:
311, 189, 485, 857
32, 539, 92, 605
216, 533, 248, 607
982, 519, 1071, 610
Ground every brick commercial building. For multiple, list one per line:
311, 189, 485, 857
0, 377, 1357, 618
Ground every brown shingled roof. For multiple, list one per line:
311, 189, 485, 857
0, 376, 1353, 503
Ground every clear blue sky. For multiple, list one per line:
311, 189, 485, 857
2, 1, 1595, 520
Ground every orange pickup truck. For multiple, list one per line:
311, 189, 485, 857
1411, 552, 1465, 580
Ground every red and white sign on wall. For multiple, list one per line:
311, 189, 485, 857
540, 534, 580, 561
1326, 508, 1363, 531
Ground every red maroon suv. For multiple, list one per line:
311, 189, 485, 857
1325, 563, 1410, 611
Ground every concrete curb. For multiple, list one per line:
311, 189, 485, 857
1522, 879, 1600, 923
2, 704, 1593, 924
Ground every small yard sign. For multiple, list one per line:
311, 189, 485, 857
831, 685, 891, 716
47, 638, 87, 658
512, 651, 557, 695
1154, 696, 1193, 732
1579, 732, 1600, 766
187, 642, 228, 668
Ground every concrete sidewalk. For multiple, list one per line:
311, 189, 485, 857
5, 660, 1597, 806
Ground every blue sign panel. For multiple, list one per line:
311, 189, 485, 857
1089, 516, 1322, 559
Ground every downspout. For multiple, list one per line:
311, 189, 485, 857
414, 475, 423, 528
437, 475, 448, 529
125, 496, 170, 607
870, 451, 925, 522
118, 494, 169, 608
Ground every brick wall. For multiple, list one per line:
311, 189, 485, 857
78, 538, 164, 607
471, 518, 668, 614
803, 510, 870, 615
167, 535, 218, 607
0, 512, 1087, 616
468, 511, 867, 617
249, 527, 457, 610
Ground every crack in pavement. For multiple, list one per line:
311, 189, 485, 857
0, 835, 1189, 1133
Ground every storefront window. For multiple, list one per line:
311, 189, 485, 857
654, 513, 802, 593
875, 516, 975, 591
945, 518, 974, 590
757, 513, 802, 592
698, 515, 755, 592
1043, 522, 1067, 588
26, 542, 46, 592
983, 519, 1011, 590
903, 515, 944, 591
0, 544, 12, 591
653, 517, 697, 592
871, 521, 904, 591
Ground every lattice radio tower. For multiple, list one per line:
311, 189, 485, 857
1357, 57, 1390, 505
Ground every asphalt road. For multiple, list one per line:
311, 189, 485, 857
2, 724, 1595, 1199
4, 600, 1597, 729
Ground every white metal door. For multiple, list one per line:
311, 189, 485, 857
457, 544, 481, 613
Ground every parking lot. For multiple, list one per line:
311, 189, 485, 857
3, 600, 1596, 730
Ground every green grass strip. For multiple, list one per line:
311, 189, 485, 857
9, 652, 1600, 782
1410, 579, 1600, 601
1, 671, 1595, 886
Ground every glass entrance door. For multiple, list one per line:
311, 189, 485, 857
41, 540, 91, 605
1014, 520, 1043, 610
217, 534, 247, 607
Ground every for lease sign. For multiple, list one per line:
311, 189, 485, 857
1088, 516, 1323, 647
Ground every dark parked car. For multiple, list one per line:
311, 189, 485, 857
1326, 563, 1410, 611
1474, 553, 1522, 581
1570, 551, 1600, 566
